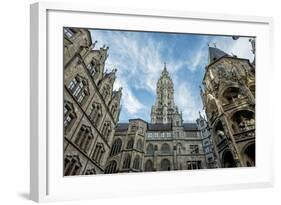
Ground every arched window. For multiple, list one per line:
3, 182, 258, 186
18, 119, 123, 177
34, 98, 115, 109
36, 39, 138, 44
101, 85, 110, 101
104, 160, 117, 174
111, 103, 118, 116
144, 159, 153, 172
74, 125, 93, 153
122, 154, 131, 169
85, 168, 96, 175
222, 150, 236, 168
92, 143, 105, 165
101, 121, 112, 140
231, 110, 255, 133
67, 75, 89, 105
90, 102, 102, 126
110, 139, 122, 157
86, 60, 97, 77
222, 87, 243, 105
160, 159, 171, 171
64, 155, 82, 176
64, 101, 77, 132
126, 138, 134, 149
146, 144, 154, 155
136, 139, 143, 151
133, 155, 141, 170
161, 143, 171, 154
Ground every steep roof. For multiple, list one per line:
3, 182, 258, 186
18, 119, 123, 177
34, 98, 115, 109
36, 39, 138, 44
183, 123, 198, 131
148, 123, 172, 131
114, 122, 198, 132
115, 123, 129, 132
208, 46, 229, 64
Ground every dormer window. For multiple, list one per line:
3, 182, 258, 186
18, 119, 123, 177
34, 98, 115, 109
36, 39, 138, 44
67, 75, 89, 105
87, 60, 97, 77
63, 28, 75, 38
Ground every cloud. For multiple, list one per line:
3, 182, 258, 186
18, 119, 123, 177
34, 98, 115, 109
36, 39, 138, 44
89, 30, 253, 122
174, 81, 202, 122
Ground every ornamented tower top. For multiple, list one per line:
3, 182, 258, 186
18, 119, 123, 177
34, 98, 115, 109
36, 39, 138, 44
151, 63, 183, 125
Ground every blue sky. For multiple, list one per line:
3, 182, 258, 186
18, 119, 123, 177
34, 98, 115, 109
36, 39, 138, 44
90, 29, 254, 123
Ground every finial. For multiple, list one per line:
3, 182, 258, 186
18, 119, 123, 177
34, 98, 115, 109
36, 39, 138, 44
91, 40, 98, 49
164, 62, 167, 72
213, 42, 216, 48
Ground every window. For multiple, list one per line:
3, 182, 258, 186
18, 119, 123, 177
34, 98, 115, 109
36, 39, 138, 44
89, 102, 102, 126
187, 161, 202, 170
101, 85, 110, 100
85, 168, 96, 175
92, 143, 105, 164
87, 60, 97, 77
111, 103, 118, 116
67, 75, 89, 105
133, 155, 141, 170
130, 124, 138, 132
104, 160, 117, 174
136, 139, 143, 151
74, 125, 94, 153
126, 138, 134, 149
122, 154, 131, 169
63, 28, 75, 38
144, 159, 153, 172
110, 139, 122, 157
64, 155, 82, 176
190, 145, 199, 154
146, 144, 154, 155
63, 101, 76, 131
161, 143, 171, 154
101, 121, 112, 140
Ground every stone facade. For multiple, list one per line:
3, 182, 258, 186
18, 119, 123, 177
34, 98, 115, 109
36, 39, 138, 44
63, 27, 255, 176
105, 64, 207, 174
200, 45, 255, 168
63, 28, 122, 176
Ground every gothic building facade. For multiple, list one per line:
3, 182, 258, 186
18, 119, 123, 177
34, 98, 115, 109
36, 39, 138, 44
63, 27, 255, 176
200, 45, 255, 168
63, 27, 122, 176
104, 64, 207, 174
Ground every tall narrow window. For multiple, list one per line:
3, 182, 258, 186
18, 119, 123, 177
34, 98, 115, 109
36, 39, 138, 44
144, 159, 153, 172
161, 143, 171, 154
101, 85, 109, 101
63, 101, 77, 132
64, 155, 82, 176
104, 160, 117, 174
133, 155, 141, 170
146, 143, 154, 155
122, 154, 131, 169
67, 75, 89, 105
101, 121, 112, 140
126, 138, 134, 149
74, 125, 93, 153
110, 139, 122, 157
87, 60, 97, 77
63, 28, 75, 38
136, 139, 143, 151
89, 102, 102, 126
92, 143, 105, 165
111, 103, 118, 116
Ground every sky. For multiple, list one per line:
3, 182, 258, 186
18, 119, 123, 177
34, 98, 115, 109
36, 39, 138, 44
89, 29, 254, 123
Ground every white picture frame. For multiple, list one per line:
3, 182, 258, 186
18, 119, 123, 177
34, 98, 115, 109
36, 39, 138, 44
30, 2, 274, 202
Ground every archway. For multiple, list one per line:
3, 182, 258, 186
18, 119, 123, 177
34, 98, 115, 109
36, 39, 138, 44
160, 159, 171, 171
243, 143, 255, 166
222, 150, 236, 168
